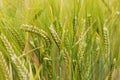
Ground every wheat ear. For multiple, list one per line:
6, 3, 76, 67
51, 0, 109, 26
21, 24, 51, 46
0, 33, 29, 80
0, 51, 11, 80
103, 26, 111, 78
49, 25, 61, 49
9, 27, 24, 49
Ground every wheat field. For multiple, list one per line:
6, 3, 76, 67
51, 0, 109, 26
0, 0, 120, 80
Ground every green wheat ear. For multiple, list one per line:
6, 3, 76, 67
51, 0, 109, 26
63, 48, 70, 65
49, 25, 61, 50
9, 27, 25, 50
103, 27, 110, 55
0, 51, 11, 80
103, 26, 111, 79
0, 33, 29, 80
87, 14, 92, 27
0, 33, 15, 55
11, 54, 29, 80
43, 57, 53, 80
20, 24, 51, 46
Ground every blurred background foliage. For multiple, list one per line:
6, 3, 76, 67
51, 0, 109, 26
0, 0, 120, 80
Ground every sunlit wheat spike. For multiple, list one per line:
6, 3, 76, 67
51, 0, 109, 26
11, 54, 29, 80
20, 24, 40, 34
0, 33, 28, 80
21, 24, 51, 46
0, 51, 11, 80
39, 29, 51, 46
49, 25, 61, 49
0, 33, 14, 55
